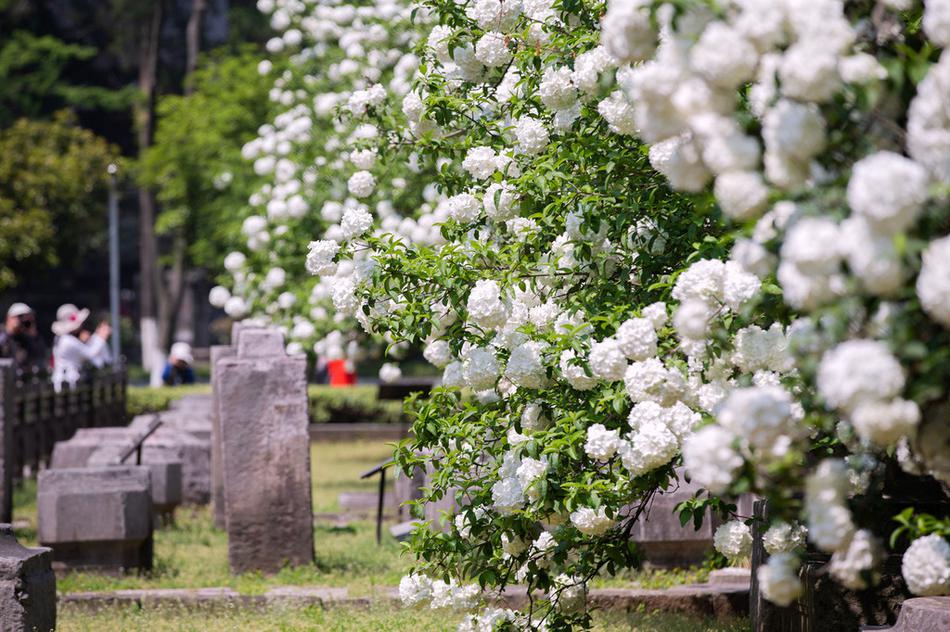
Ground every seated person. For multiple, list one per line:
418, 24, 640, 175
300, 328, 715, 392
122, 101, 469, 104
162, 341, 196, 386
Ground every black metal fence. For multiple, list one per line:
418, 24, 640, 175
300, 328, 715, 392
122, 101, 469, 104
0, 360, 127, 521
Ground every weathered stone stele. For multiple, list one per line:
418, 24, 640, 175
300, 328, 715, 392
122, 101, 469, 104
218, 327, 314, 573
37, 466, 153, 573
0, 524, 55, 632
210, 343, 236, 531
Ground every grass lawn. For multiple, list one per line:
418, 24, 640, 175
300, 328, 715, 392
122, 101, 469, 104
11, 439, 746, 629
57, 604, 748, 631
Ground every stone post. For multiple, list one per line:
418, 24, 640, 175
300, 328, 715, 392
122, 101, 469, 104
209, 344, 235, 531
0, 361, 13, 524
218, 328, 313, 573
0, 524, 56, 632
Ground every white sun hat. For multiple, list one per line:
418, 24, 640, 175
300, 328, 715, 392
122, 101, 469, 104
51, 303, 90, 336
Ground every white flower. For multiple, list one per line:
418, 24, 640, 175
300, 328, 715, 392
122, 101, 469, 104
850, 398, 920, 446
781, 216, 842, 275
224, 251, 246, 272
475, 32, 512, 67
462, 146, 498, 179
691, 23, 758, 89
924, 0, 950, 47
672, 259, 724, 305
601, 0, 654, 64
621, 418, 678, 475
682, 425, 742, 494
483, 182, 517, 220
641, 302, 668, 329
347, 170, 376, 198
758, 553, 802, 607
762, 99, 826, 163
588, 338, 627, 381
847, 151, 930, 234
446, 193, 482, 222
462, 347, 501, 391
379, 362, 402, 384
715, 386, 795, 453
829, 529, 882, 590
560, 349, 596, 391
340, 207, 373, 240
224, 296, 248, 318
424, 340, 453, 368
430, 580, 479, 610
615, 317, 657, 361
505, 341, 547, 388
917, 235, 950, 328
584, 423, 621, 461
597, 91, 637, 136
570, 506, 615, 536
817, 340, 905, 412
723, 260, 762, 310
467, 280, 508, 330
399, 573, 434, 606
624, 359, 685, 406
538, 66, 577, 112
649, 133, 712, 193
277, 292, 296, 310
516, 456, 547, 501
208, 285, 230, 308
839, 216, 904, 296
902, 534, 950, 596
467, 0, 522, 31
806, 502, 855, 554
763, 522, 807, 555
907, 51, 950, 182
443, 361, 464, 388
839, 53, 888, 84
514, 116, 550, 156
713, 521, 752, 561
779, 41, 840, 103
551, 574, 587, 613
714, 171, 769, 221
306, 240, 340, 276
572, 46, 614, 94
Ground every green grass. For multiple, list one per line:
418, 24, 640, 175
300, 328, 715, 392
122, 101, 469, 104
14, 439, 746, 629
57, 604, 748, 631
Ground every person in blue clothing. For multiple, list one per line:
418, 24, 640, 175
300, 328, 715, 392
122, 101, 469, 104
162, 341, 196, 386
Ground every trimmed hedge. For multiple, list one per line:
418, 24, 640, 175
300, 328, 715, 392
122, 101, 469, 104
126, 384, 406, 424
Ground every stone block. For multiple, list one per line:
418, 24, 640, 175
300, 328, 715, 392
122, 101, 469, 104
0, 524, 56, 632
168, 394, 214, 414
210, 344, 235, 531
394, 463, 426, 522
37, 467, 153, 573
389, 521, 415, 542
862, 596, 950, 631
218, 340, 313, 573
627, 470, 718, 567
709, 567, 751, 586
0, 361, 14, 524
134, 427, 210, 505
236, 328, 284, 359
50, 428, 135, 469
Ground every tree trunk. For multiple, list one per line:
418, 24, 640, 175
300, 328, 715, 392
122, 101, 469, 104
135, 0, 163, 384
184, 0, 206, 96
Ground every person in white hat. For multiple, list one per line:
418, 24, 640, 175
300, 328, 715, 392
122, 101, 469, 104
50, 304, 112, 391
0, 303, 48, 376
161, 341, 195, 386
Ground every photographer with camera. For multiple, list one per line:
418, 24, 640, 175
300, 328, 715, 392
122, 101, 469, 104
0, 303, 49, 377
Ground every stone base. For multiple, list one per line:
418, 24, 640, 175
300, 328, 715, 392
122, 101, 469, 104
861, 596, 950, 631
0, 524, 56, 632
49, 539, 153, 575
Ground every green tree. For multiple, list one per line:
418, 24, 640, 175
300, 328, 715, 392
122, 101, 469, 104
138, 46, 272, 346
0, 110, 119, 289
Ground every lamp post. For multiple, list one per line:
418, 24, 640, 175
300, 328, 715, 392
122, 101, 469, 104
107, 164, 121, 364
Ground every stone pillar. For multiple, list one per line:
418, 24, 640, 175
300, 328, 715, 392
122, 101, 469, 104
218, 328, 313, 573
0, 361, 13, 524
0, 524, 56, 632
210, 344, 234, 531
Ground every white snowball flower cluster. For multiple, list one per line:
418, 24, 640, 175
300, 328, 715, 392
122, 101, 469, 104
829, 529, 882, 590
570, 506, 615, 536
902, 534, 950, 596
713, 520, 752, 561
584, 423, 621, 461
763, 522, 807, 555
466, 280, 508, 330
917, 235, 950, 328
347, 170, 376, 198
757, 553, 802, 607
305, 240, 341, 275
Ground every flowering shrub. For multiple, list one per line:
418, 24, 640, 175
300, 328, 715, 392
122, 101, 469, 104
215, 0, 950, 628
